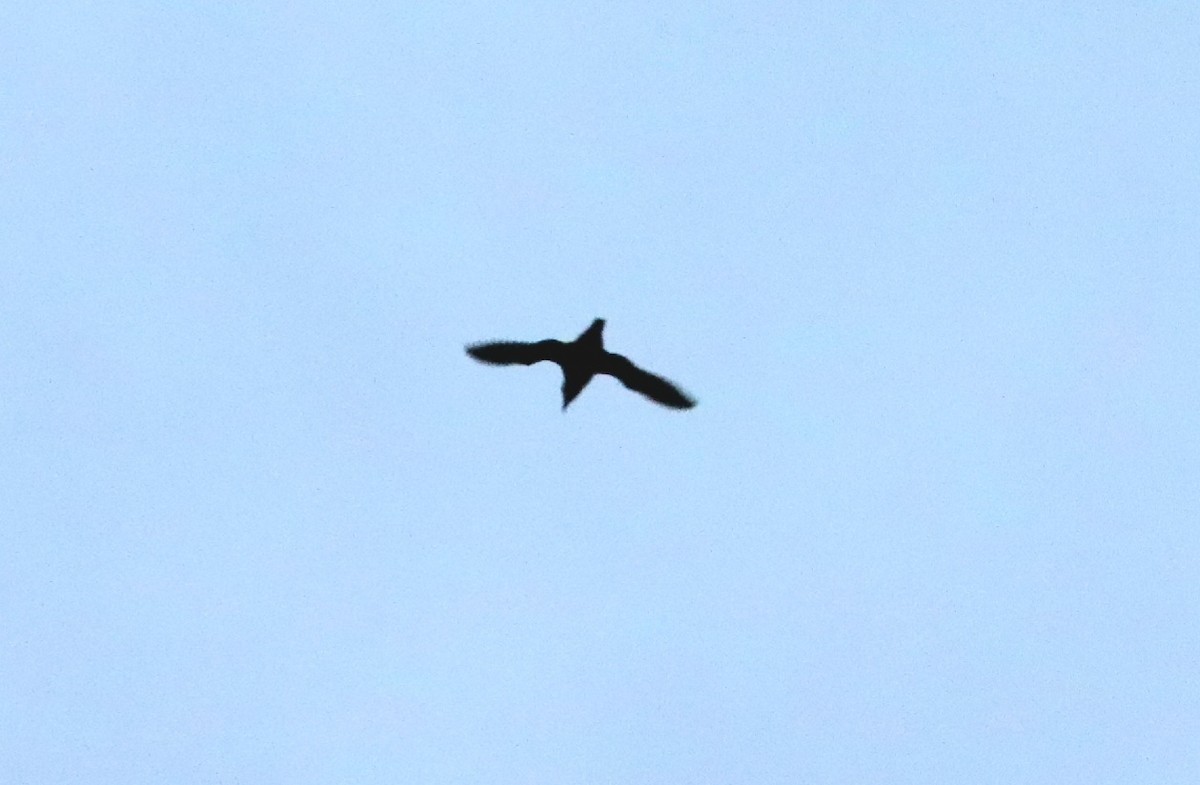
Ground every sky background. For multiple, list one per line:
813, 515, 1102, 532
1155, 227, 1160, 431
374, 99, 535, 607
3, 3, 1199, 783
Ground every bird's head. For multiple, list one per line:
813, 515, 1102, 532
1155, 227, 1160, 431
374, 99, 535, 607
576, 318, 606, 348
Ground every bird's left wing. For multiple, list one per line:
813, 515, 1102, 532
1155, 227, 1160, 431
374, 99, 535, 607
600, 353, 696, 409
466, 339, 564, 366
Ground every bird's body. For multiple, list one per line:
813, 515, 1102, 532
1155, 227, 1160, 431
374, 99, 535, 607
466, 319, 695, 410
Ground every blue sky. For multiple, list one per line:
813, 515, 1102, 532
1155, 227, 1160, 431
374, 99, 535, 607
3, 3, 1199, 783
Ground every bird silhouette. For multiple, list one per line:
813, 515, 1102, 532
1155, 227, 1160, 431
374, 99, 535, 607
466, 318, 696, 411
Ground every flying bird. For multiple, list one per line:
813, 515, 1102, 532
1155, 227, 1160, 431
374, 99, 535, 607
466, 318, 696, 411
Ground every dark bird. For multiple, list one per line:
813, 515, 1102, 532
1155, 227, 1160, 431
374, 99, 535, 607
466, 318, 696, 411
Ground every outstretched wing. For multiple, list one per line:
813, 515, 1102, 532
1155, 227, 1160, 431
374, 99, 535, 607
600, 353, 696, 409
466, 339, 564, 366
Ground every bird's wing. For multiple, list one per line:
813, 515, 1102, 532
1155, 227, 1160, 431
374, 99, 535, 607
466, 339, 564, 366
600, 353, 696, 409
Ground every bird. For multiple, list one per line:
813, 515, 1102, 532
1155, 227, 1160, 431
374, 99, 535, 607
466, 318, 696, 411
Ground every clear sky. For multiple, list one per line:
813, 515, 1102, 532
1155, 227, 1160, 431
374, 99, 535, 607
3, 3, 1198, 783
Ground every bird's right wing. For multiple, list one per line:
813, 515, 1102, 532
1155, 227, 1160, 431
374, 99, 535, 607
465, 339, 564, 366
601, 353, 696, 409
